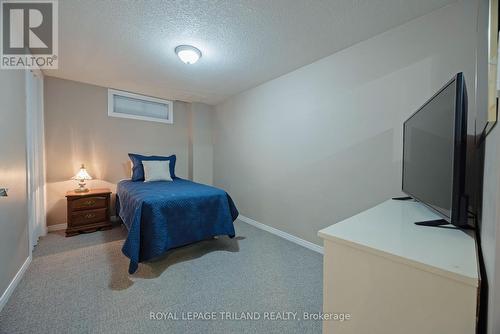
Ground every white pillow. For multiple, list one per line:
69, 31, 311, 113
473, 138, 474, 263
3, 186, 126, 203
142, 160, 173, 182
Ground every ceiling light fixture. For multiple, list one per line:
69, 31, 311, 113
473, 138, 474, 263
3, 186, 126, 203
175, 45, 202, 64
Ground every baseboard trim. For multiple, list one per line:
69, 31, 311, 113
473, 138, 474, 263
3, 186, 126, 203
238, 215, 323, 254
47, 223, 67, 232
0, 256, 31, 313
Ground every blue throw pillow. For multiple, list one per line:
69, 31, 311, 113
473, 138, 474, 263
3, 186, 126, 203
128, 153, 176, 181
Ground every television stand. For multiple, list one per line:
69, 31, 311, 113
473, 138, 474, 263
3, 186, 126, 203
318, 199, 479, 334
414, 219, 449, 227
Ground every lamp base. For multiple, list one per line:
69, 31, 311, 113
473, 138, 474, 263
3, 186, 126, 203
75, 179, 89, 193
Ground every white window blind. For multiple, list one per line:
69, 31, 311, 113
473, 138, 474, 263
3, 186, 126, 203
108, 89, 173, 124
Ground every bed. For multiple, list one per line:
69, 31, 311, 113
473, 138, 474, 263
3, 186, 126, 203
116, 178, 239, 274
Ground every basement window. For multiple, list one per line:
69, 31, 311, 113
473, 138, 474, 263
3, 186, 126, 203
108, 89, 173, 124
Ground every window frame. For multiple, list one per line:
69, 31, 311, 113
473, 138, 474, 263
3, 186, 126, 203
107, 89, 174, 124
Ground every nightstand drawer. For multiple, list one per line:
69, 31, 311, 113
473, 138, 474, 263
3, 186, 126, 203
72, 196, 107, 211
66, 188, 112, 237
71, 208, 107, 227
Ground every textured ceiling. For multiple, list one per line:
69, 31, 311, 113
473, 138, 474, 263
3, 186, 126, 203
45, 0, 455, 105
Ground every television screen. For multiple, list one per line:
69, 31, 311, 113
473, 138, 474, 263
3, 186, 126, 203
402, 73, 467, 226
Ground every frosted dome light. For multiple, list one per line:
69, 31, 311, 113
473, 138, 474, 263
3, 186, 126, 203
175, 45, 202, 64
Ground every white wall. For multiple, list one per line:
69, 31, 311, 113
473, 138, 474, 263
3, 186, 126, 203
0, 70, 29, 306
44, 77, 216, 226
189, 103, 215, 185
44, 77, 191, 226
481, 125, 500, 334
473, 0, 500, 332
213, 1, 477, 245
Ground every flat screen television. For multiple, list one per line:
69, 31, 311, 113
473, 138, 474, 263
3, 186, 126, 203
402, 72, 469, 227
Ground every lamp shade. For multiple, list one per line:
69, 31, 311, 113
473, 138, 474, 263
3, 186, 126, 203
72, 164, 92, 180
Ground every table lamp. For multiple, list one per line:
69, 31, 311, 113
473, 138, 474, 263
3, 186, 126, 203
72, 164, 92, 193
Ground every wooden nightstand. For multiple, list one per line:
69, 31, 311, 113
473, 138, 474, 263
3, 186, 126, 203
65, 188, 112, 237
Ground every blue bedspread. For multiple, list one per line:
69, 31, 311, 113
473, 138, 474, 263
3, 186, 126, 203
116, 179, 238, 274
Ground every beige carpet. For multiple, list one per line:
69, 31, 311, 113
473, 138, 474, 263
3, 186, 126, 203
0, 221, 323, 334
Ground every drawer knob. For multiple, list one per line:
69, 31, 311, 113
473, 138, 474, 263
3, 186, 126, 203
84, 213, 96, 219
82, 200, 96, 207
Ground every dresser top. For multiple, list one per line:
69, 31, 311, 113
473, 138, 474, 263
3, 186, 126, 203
66, 188, 111, 197
318, 199, 478, 286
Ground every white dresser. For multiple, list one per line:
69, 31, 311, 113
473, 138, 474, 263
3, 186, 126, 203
318, 199, 479, 334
